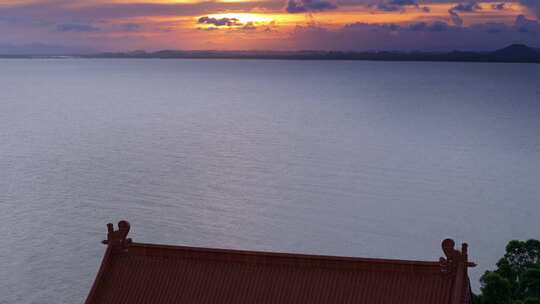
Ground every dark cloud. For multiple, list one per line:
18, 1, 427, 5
197, 19, 275, 32
515, 14, 540, 33
448, 2, 481, 26
56, 23, 99, 32
450, 2, 481, 12
389, 0, 417, 5
376, 3, 402, 11
448, 10, 463, 26
197, 16, 242, 27
373, 0, 427, 13
290, 16, 540, 51
491, 3, 506, 10
197, 20, 267, 32
286, 0, 337, 13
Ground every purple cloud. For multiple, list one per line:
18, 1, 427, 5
515, 14, 540, 33
389, 0, 417, 5
286, 0, 337, 13
290, 16, 540, 51
374, 0, 423, 13
448, 2, 481, 26
451, 2, 481, 12
492, 3, 506, 10
56, 23, 99, 32
198, 16, 242, 27
376, 3, 401, 11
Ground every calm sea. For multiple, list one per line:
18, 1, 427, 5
1, 59, 539, 303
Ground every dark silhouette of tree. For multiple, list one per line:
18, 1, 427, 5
480, 272, 512, 304
475, 240, 540, 304
523, 266, 540, 299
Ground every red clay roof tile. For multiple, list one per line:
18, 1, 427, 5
85, 221, 474, 304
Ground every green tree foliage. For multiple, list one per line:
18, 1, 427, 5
476, 240, 540, 304
523, 298, 540, 304
523, 266, 540, 299
480, 272, 512, 304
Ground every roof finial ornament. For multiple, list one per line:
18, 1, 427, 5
439, 239, 476, 274
102, 220, 132, 252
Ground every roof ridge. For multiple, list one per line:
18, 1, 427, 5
129, 241, 443, 266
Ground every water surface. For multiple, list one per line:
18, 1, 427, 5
1, 59, 540, 303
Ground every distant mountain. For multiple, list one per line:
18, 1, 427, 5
0, 43, 95, 56
84, 44, 540, 63
492, 44, 540, 62
2, 44, 540, 63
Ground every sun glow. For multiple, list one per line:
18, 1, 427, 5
204, 13, 274, 24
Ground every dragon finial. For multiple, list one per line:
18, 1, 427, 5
102, 220, 132, 252
439, 239, 476, 273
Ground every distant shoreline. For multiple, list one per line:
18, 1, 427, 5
1, 44, 539, 63
1, 57, 538, 64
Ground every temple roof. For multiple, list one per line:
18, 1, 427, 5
85, 221, 475, 304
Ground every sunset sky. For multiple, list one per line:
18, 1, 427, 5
1, 0, 540, 52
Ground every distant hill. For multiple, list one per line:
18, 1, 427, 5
491, 44, 540, 62
85, 44, 540, 63
0, 43, 95, 56
2, 44, 540, 63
